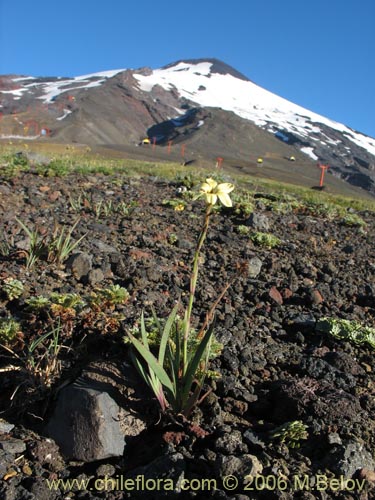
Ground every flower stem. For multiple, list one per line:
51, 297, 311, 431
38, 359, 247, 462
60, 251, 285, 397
182, 204, 212, 374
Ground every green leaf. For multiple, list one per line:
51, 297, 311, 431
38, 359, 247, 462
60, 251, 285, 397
130, 348, 151, 384
182, 320, 215, 405
140, 311, 150, 349
149, 371, 169, 411
159, 303, 179, 365
28, 325, 59, 353
128, 332, 174, 393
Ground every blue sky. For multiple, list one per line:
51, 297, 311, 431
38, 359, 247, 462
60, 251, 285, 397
1, 0, 374, 138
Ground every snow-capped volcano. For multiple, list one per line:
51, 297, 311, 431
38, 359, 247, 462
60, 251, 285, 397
1, 58, 374, 194
134, 59, 375, 158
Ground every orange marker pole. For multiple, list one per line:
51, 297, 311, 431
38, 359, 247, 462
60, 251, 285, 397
216, 157, 223, 169
167, 140, 172, 154
318, 164, 329, 187
181, 144, 186, 158
152, 137, 156, 150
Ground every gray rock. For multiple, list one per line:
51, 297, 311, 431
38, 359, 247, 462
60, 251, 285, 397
214, 430, 244, 454
176, 238, 194, 250
326, 441, 375, 477
126, 453, 186, 496
28, 477, 59, 500
0, 419, 14, 434
46, 384, 125, 462
216, 455, 243, 476
247, 257, 263, 278
286, 313, 317, 333
91, 239, 119, 254
86, 268, 105, 285
0, 449, 14, 477
243, 429, 266, 451
216, 454, 263, 478
300, 357, 356, 390
0, 438, 26, 455
328, 432, 342, 445
96, 463, 116, 477
245, 213, 270, 231
0, 483, 35, 500
65, 252, 92, 279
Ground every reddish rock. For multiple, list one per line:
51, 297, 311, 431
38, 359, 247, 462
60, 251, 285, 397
162, 431, 186, 445
48, 190, 61, 202
359, 467, 375, 482
269, 286, 283, 305
311, 289, 324, 304
282, 288, 293, 300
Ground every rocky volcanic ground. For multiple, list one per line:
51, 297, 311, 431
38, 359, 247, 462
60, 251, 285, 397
0, 167, 375, 500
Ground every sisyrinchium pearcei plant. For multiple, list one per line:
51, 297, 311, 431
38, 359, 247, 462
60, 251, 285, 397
127, 178, 235, 417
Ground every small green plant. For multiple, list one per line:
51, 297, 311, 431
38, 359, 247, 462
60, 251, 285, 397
45, 158, 71, 177
1, 152, 29, 178
251, 232, 281, 249
270, 420, 308, 448
0, 231, 13, 257
303, 200, 346, 219
117, 200, 138, 217
341, 213, 366, 228
168, 233, 179, 245
236, 225, 251, 236
16, 218, 48, 269
127, 178, 235, 416
2, 278, 24, 300
125, 315, 162, 347
89, 284, 130, 309
25, 296, 51, 311
48, 219, 86, 264
93, 200, 115, 218
1, 320, 66, 392
316, 318, 375, 348
50, 292, 85, 310
92, 199, 138, 218
99, 284, 129, 305
232, 191, 255, 217
175, 172, 199, 190
0, 318, 21, 345
162, 198, 187, 211
235, 201, 254, 217
269, 195, 302, 215
68, 192, 92, 212
16, 218, 86, 267
25, 321, 65, 388
10, 152, 29, 167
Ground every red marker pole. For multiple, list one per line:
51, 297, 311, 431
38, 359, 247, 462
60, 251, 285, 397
152, 137, 156, 150
216, 157, 223, 169
318, 164, 329, 187
181, 144, 186, 158
167, 140, 172, 154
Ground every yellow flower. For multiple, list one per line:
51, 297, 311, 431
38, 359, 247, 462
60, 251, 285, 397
200, 178, 234, 207
174, 204, 185, 211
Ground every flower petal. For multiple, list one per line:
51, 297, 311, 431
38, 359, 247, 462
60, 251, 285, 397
200, 182, 212, 193
217, 182, 234, 194
206, 193, 218, 205
205, 178, 218, 190
218, 192, 233, 207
